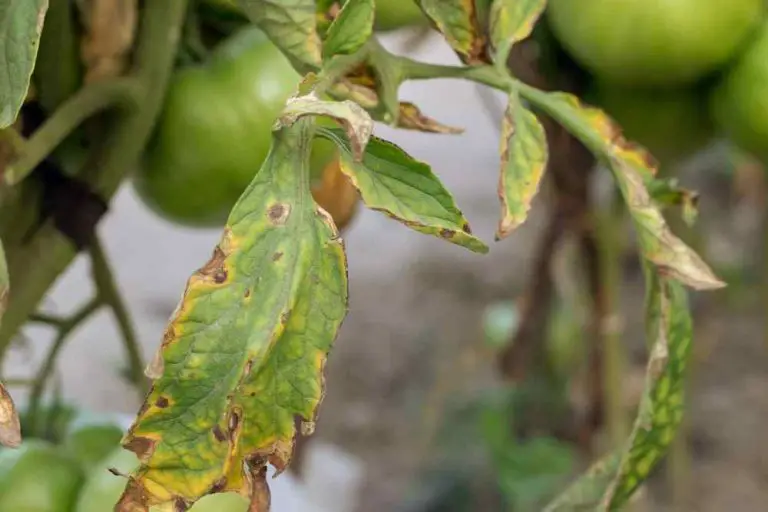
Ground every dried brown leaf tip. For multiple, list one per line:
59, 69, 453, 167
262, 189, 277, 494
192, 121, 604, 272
0, 382, 21, 448
397, 103, 464, 134
79, 0, 138, 83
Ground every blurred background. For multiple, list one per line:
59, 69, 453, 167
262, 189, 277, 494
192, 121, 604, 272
5, 11, 768, 512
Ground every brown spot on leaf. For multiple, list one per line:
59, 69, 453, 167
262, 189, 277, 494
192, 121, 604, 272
124, 436, 156, 460
439, 229, 454, 239
155, 396, 169, 409
267, 203, 290, 225
462, 222, 472, 234
272, 251, 283, 262
213, 269, 227, 284
198, 246, 226, 278
244, 359, 253, 376
210, 477, 228, 493
212, 424, 226, 442
244, 289, 251, 298
228, 409, 241, 438
115, 477, 150, 512
280, 311, 290, 325
174, 499, 189, 512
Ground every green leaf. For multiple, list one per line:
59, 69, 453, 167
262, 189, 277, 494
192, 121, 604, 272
647, 178, 699, 227
319, 127, 489, 254
497, 91, 548, 239
519, 86, 724, 290
118, 120, 348, 510
238, 0, 322, 72
0, 0, 48, 128
489, 0, 546, 63
417, 0, 488, 64
277, 93, 374, 160
543, 452, 622, 511
323, 0, 374, 58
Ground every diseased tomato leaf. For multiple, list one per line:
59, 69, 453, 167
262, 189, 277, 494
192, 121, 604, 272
488, 0, 546, 63
416, 0, 489, 64
0, 237, 20, 448
319, 127, 489, 254
0, 0, 48, 128
520, 86, 724, 290
238, 0, 322, 72
496, 91, 548, 239
543, 453, 622, 511
397, 102, 464, 134
322, 0, 374, 58
117, 119, 348, 511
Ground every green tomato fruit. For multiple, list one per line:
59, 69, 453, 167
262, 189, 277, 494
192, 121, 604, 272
711, 21, 768, 163
547, 0, 765, 87
0, 441, 84, 512
75, 446, 249, 512
63, 423, 124, 471
135, 26, 336, 227
375, 0, 427, 31
589, 83, 714, 167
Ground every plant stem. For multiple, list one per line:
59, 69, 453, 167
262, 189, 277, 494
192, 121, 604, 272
26, 296, 103, 434
0, 0, 188, 358
4, 79, 141, 186
90, 238, 146, 391
398, 58, 512, 91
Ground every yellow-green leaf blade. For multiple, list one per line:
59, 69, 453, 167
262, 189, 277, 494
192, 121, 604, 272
489, 0, 546, 63
237, 0, 322, 72
320, 128, 489, 254
497, 91, 548, 239
323, 0, 374, 58
118, 121, 347, 510
519, 86, 724, 291
417, 0, 488, 64
0, 0, 48, 127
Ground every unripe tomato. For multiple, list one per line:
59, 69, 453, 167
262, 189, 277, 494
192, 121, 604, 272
0, 440, 84, 512
135, 27, 336, 227
711, 21, 768, 163
547, 0, 765, 88
589, 83, 714, 167
375, 0, 427, 31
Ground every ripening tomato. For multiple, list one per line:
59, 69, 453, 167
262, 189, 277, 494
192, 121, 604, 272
547, 0, 765, 87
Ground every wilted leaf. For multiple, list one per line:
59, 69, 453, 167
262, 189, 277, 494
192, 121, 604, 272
488, 0, 546, 62
277, 94, 374, 160
78, 0, 137, 83
238, 0, 322, 72
397, 102, 464, 134
0, 0, 48, 128
496, 91, 548, 239
417, 0, 488, 64
520, 87, 723, 290
319, 127, 489, 254
322, 0, 374, 58
118, 120, 348, 510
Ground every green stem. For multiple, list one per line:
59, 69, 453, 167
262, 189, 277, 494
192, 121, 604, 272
5, 79, 141, 186
26, 296, 103, 434
0, 0, 189, 358
398, 57, 511, 91
90, 238, 146, 391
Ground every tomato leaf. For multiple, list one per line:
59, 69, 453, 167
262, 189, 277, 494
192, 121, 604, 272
0, 0, 48, 128
542, 453, 622, 511
647, 178, 699, 227
322, 0, 374, 58
117, 120, 348, 510
397, 102, 464, 134
319, 127, 489, 254
416, 0, 489, 64
277, 93, 374, 160
520, 86, 724, 290
496, 90, 548, 239
237, 0, 322, 72
488, 0, 546, 64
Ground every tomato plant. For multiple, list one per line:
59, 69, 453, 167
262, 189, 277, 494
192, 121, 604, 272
0, 0, 755, 511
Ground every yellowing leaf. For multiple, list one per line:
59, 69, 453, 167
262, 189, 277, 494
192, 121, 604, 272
519, 85, 724, 290
0, 0, 48, 127
489, 0, 546, 63
496, 91, 548, 239
238, 0, 322, 72
0, 240, 19, 449
118, 120, 348, 510
417, 0, 488, 64
320, 128, 489, 254
322, 0, 374, 58
397, 102, 464, 134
